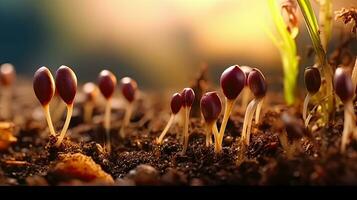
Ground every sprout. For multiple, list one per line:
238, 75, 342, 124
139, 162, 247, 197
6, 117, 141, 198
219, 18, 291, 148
54, 66, 77, 147
98, 70, 117, 153
83, 82, 99, 123
333, 67, 356, 153
33, 66, 56, 136
240, 66, 253, 110
303, 66, 321, 127
280, 112, 306, 159
200, 92, 222, 153
119, 77, 138, 138
218, 65, 245, 150
181, 88, 195, 154
0, 63, 16, 119
156, 93, 183, 144
241, 68, 267, 146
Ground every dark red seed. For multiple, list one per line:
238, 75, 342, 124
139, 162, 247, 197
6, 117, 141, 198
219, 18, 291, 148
220, 65, 245, 100
33, 67, 55, 106
281, 112, 306, 141
0, 63, 16, 86
170, 93, 183, 114
98, 70, 117, 99
240, 66, 252, 86
334, 67, 353, 103
200, 92, 222, 123
247, 68, 267, 98
120, 77, 137, 103
83, 82, 98, 102
304, 67, 321, 94
55, 65, 77, 105
181, 88, 195, 107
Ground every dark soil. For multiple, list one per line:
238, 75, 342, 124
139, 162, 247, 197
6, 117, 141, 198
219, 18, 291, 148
1, 79, 357, 186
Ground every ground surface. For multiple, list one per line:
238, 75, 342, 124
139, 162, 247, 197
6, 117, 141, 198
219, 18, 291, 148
1, 78, 357, 186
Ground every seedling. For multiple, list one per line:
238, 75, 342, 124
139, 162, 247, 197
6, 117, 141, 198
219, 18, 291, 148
54, 66, 77, 147
181, 88, 195, 154
333, 67, 356, 153
157, 93, 183, 144
241, 68, 267, 146
267, 0, 299, 105
0, 63, 16, 119
119, 77, 138, 138
280, 112, 306, 159
33, 67, 56, 136
82, 82, 98, 123
98, 70, 117, 153
298, 0, 334, 123
219, 65, 245, 149
200, 92, 222, 153
303, 66, 321, 125
240, 66, 253, 110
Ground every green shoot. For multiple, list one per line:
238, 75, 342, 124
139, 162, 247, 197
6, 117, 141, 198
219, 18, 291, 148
267, 0, 299, 105
297, 0, 334, 121
318, 0, 333, 51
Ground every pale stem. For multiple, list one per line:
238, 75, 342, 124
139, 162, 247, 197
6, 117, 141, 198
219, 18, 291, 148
84, 102, 94, 124
286, 140, 299, 160
241, 99, 259, 146
55, 104, 73, 147
52, 101, 67, 124
255, 98, 264, 124
205, 122, 213, 147
302, 93, 311, 121
119, 102, 133, 138
104, 99, 112, 153
177, 109, 185, 142
157, 114, 175, 144
341, 100, 355, 153
241, 87, 250, 111
43, 104, 56, 136
278, 132, 291, 158
218, 98, 235, 144
1, 87, 11, 119
181, 107, 190, 154
212, 122, 222, 153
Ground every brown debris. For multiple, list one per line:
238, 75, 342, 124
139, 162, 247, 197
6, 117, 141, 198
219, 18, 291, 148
335, 7, 357, 34
48, 153, 114, 184
0, 122, 17, 151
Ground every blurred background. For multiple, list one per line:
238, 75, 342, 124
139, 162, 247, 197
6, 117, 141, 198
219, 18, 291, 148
0, 0, 355, 90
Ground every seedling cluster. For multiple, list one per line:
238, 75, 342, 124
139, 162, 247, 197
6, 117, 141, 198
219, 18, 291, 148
33, 66, 77, 147
157, 65, 268, 155
0, 63, 16, 119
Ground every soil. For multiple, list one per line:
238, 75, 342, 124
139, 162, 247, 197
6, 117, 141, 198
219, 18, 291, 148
1, 78, 357, 186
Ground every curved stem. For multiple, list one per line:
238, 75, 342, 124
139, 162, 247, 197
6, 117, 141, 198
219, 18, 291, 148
212, 122, 221, 153
178, 109, 185, 142
303, 93, 311, 121
119, 103, 133, 138
52, 101, 67, 124
1, 87, 11, 119
241, 87, 250, 111
43, 104, 56, 136
205, 122, 213, 147
255, 98, 264, 124
218, 98, 235, 142
341, 101, 355, 153
157, 114, 175, 144
84, 102, 94, 124
181, 107, 190, 154
104, 99, 112, 153
241, 99, 259, 146
55, 104, 73, 147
